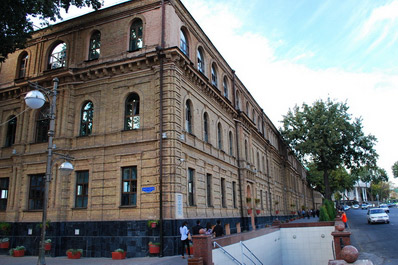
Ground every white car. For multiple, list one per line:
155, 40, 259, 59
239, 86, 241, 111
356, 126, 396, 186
361, 203, 370, 209
367, 208, 389, 224
352, 204, 360, 209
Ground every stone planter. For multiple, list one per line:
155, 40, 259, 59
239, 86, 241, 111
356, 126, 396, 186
112, 251, 126, 259
67, 252, 82, 259
0, 242, 9, 249
44, 243, 51, 251
13, 250, 25, 257
148, 244, 160, 254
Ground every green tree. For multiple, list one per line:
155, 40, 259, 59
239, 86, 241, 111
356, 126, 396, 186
370, 181, 390, 202
280, 98, 378, 200
307, 163, 356, 196
392, 162, 398, 178
319, 206, 330, 221
351, 165, 388, 184
0, 0, 102, 62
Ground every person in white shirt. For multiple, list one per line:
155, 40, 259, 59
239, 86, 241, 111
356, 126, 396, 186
180, 221, 191, 258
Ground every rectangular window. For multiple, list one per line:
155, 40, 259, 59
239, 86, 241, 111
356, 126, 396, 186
121, 166, 137, 206
75, 171, 89, 208
188, 168, 194, 206
260, 190, 264, 210
0, 178, 9, 211
221, 178, 226, 208
29, 174, 45, 210
206, 174, 212, 206
232, 181, 236, 208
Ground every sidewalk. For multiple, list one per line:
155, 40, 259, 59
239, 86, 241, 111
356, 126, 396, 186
0, 255, 189, 265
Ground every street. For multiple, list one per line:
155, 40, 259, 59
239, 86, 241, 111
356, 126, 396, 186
348, 206, 398, 265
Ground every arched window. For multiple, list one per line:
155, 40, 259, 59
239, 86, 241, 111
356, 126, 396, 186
35, 104, 50, 143
80, 101, 94, 136
88, 31, 101, 60
19, 53, 28, 78
217, 122, 222, 150
245, 140, 248, 161
211, 64, 218, 88
48, 42, 66, 69
229, 131, 233, 156
125, 93, 140, 130
197, 48, 204, 73
223, 77, 228, 98
257, 152, 260, 170
130, 19, 143, 51
180, 29, 189, 55
185, 100, 192, 133
5, 116, 17, 147
203, 112, 209, 143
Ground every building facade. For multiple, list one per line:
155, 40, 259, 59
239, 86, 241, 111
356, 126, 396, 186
0, 0, 315, 258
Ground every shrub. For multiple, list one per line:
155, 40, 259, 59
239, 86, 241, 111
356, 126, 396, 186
66, 249, 83, 255
9, 246, 25, 256
44, 239, 51, 243
0, 238, 9, 243
114, 248, 124, 253
324, 200, 336, 220
319, 206, 330, 221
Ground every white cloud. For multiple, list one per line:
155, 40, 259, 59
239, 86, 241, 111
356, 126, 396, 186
182, 0, 398, 181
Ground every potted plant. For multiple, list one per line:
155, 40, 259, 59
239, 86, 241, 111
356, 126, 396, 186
185, 241, 193, 255
9, 246, 25, 257
256, 209, 261, 215
148, 242, 160, 254
66, 249, 83, 259
0, 222, 11, 235
247, 208, 252, 215
255, 198, 260, 204
246, 197, 252, 203
37, 220, 51, 230
147, 220, 159, 229
44, 239, 51, 251
112, 248, 126, 260
0, 238, 9, 249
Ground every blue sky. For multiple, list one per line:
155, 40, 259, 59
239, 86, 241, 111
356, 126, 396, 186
41, 0, 398, 182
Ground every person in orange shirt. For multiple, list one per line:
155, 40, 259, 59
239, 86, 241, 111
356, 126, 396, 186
342, 211, 348, 228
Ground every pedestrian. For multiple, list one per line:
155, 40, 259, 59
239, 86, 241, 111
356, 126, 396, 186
205, 222, 213, 235
212, 219, 224, 237
316, 209, 320, 218
342, 211, 348, 228
179, 221, 191, 259
192, 220, 203, 235
306, 210, 310, 219
312, 209, 316, 218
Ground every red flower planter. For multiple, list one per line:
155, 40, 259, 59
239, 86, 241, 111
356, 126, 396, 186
247, 209, 252, 215
256, 209, 261, 215
275, 210, 279, 215
112, 252, 126, 260
44, 243, 51, 251
13, 250, 25, 257
150, 222, 157, 228
0, 242, 9, 249
148, 244, 160, 254
67, 252, 82, 259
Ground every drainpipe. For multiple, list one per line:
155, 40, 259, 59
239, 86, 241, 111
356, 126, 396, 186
158, 0, 166, 257
232, 71, 246, 231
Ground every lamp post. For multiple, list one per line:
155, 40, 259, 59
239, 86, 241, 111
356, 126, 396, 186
25, 78, 74, 265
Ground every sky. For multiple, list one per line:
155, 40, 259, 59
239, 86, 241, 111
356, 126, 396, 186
38, 0, 398, 184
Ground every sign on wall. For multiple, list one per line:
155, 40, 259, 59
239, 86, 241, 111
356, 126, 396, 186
175, 193, 183, 219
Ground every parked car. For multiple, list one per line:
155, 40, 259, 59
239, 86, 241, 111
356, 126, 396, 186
343, 205, 350, 211
352, 204, 360, 209
387, 203, 395, 208
380, 204, 389, 213
361, 202, 370, 209
367, 208, 389, 224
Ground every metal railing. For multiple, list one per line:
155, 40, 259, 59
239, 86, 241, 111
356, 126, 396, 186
241, 241, 263, 265
213, 241, 242, 264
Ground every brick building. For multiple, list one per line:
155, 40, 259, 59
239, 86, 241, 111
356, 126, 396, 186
0, 0, 315, 258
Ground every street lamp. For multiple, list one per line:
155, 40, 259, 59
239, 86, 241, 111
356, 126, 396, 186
25, 78, 74, 265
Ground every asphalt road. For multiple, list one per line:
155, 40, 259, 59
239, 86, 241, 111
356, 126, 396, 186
348, 206, 398, 265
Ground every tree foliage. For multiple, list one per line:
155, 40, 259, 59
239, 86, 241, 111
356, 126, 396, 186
307, 163, 356, 196
319, 206, 330, 221
370, 181, 390, 202
392, 161, 398, 178
0, 0, 102, 62
351, 165, 388, 184
280, 98, 378, 200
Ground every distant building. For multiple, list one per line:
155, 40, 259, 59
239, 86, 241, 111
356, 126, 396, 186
0, 0, 315, 257
343, 181, 370, 203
